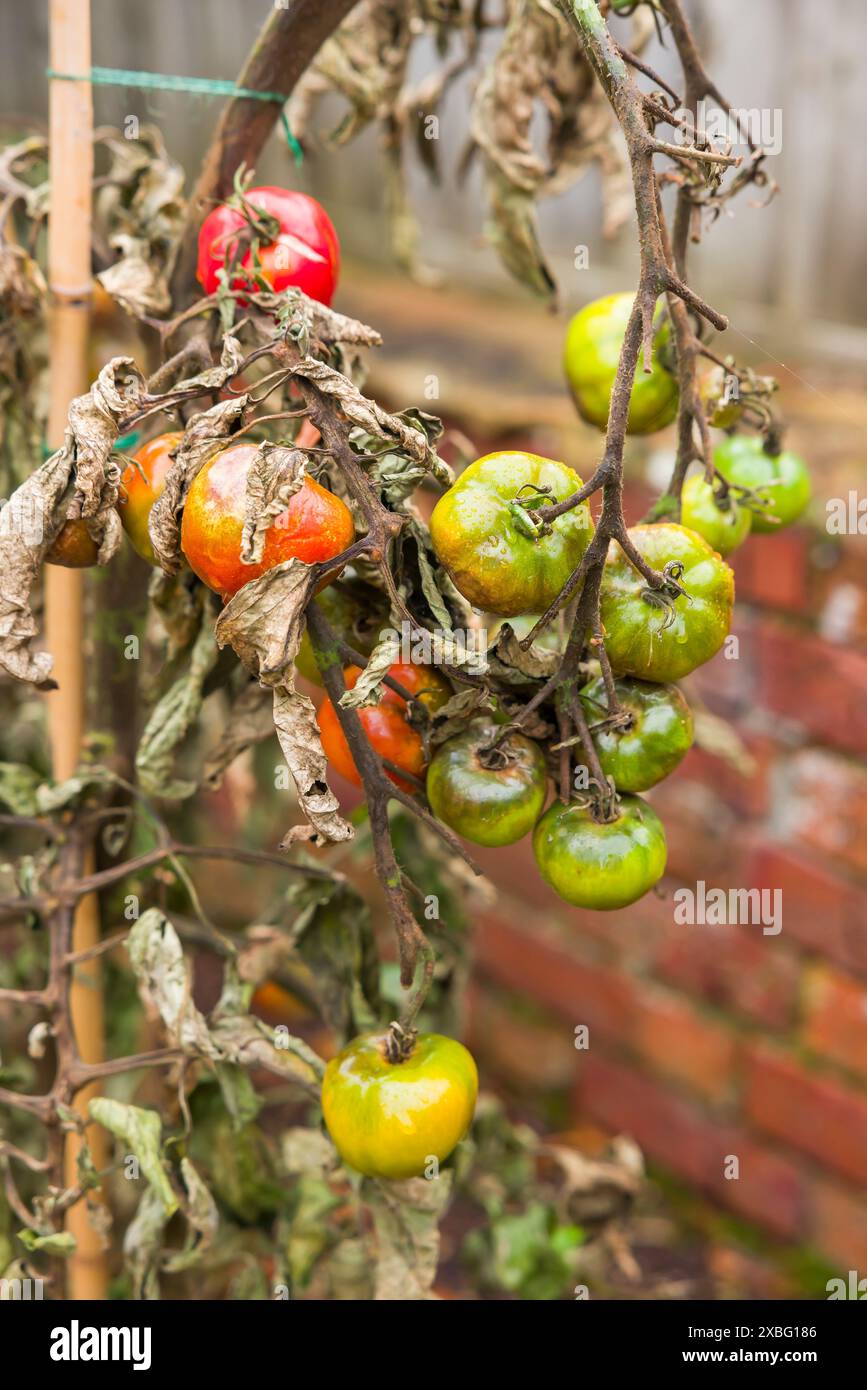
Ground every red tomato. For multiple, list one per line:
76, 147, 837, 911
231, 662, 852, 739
196, 186, 340, 305
180, 443, 354, 600
318, 663, 452, 791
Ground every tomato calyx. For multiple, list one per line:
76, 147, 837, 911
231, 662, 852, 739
507, 483, 555, 540
569, 777, 621, 826
640, 559, 690, 631
384, 1020, 418, 1065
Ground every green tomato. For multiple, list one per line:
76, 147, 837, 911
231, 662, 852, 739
533, 795, 667, 910
680, 475, 752, 557
563, 292, 678, 436
713, 435, 811, 533
580, 676, 693, 792
429, 451, 594, 617
600, 522, 734, 683
295, 579, 389, 685
321, 1031, 478, 1180
427, 718, 548, 847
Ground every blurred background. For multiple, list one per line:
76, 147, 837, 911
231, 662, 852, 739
2, 0, 867, 1298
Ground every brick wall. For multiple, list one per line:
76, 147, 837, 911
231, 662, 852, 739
465, 483, 867, 1274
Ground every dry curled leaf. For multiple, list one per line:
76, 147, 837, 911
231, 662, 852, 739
291, 357, 452, 485
215, 559, 352, 846
148, 396, 248, 575
0, 357, 144, 685
240, 443, 308, 565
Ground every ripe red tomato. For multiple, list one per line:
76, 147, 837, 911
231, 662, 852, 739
318, 662, 452, 791
196, 186, 340, 305
180, 443, 354, 600
118, 431, 183, 566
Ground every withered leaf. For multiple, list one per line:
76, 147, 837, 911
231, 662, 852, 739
0, 357, 144, 685
148, 396, 248, 575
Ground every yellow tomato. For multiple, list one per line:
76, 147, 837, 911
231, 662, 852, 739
321, 1031, 478, 1180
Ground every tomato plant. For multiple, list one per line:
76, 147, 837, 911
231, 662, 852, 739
426, 718, 548, 847
599, 523, 734, 682
563, 292, 678, 435
196, 185, 340, 305
322, 1031, 478, 1180
714, 435, 812, 532
294, 579, 389, 686
533, 795, 667, 910
680, 474, 752, 557
580, 676, 693, 792
180, 443, 355, 599
318, 661, 451, 790
429, 451, 594, 616
699, 365, 743, 429
118, 431, 183, 565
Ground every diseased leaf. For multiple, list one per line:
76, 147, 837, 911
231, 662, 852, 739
96, 126, 186, 319
136, 591, 220, 799
489, 621, 560, 681
162, 1159, 219, 1273
365, 1172, 453, 1301
201, 679, 275, 790
88, 1098, 178, 1217
291, 357, 452, 485
338, 627, 400, 710
123, 1185, 169, 1301
0, 357, 144, 685
240, 443, 307, 565
215, 557, 352, 845
127, 908, 221, 1058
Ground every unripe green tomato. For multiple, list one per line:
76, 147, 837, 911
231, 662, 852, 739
533, 795, 667, 910
713, 435, 811, 533
426, 719, 548, 847
680, 475, 752, 557
563, 293, 678, 436
321, 1031, 478, 1180
600, 522, 734, 683
295, 579, 389, 685
580, 676, 693, 793
430, 451, 594, 617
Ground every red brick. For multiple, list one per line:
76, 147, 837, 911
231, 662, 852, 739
474, 912, 635, 1040
708, 1246, 797, 1301
675, 731, 776, 820
745, 1045, 867, 1186
646, 779, 745, 884
782, 750, 867, 879
811, 1178, 867, 1273
753, 619, 867, 757
578, 1052, 806, 1238
654, 922, 799, 1029
731, 530, 811, 614
803, 966, 867, 1081
464, 980, 577, 1090
741, 838, 867, 977
631, 985, 738, 1103
688, 613, 758, 720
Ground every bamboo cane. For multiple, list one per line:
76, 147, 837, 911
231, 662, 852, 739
46, 0, 108, 1301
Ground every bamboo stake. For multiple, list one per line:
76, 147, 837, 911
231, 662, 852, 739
46, 0, 108, 1301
